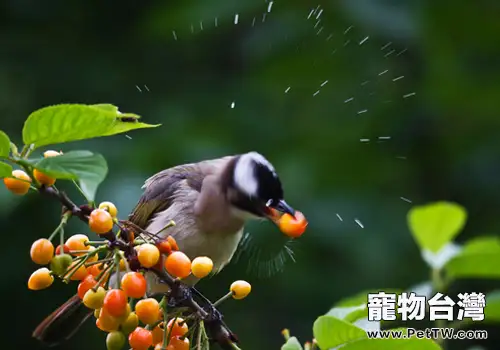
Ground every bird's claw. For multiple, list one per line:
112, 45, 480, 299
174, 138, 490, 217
167, 283, 193, 308
203, 303, 223, 322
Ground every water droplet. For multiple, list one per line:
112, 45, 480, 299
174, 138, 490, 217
359, 36, 369, 45
354, 219, 364, 228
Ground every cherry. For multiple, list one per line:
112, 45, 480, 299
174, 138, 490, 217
278, 211, 308, 238
30, 238, 54, 265
128, 327, 153, 350
3, 169, 31, 195
28, 268, 54, 290
89, 209, 114, 234
230, 280, 252, 300
164, 251, 191, 279
190, 256, 213, 279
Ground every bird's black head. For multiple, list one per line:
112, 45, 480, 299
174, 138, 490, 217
228, 152, 295, 220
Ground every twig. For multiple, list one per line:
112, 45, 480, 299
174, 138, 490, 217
39, 185, 87, 221
149, 269, 239, 349
36, 180, 241, 349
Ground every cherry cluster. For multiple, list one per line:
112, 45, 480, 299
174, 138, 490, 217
5, 149, 307, 350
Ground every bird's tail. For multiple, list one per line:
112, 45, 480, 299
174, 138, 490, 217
32, 294, 93, 347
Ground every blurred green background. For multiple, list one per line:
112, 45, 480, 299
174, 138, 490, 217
1, 0, 500, 349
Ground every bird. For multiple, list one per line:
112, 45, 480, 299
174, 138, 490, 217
33, 151, 297, 346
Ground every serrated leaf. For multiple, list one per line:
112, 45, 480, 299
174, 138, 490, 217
408, 202, 467, 253
0, 131, 10, 157
313, 315, 367, 349
23, 104, 115, 147
341, 337, 442, 350
22, 104, 159, 148
90, 104, 119, 113
35, 150, 107, 201
281, 337, 303, 350
0, 162, 12, 178
101, 118, 161, 137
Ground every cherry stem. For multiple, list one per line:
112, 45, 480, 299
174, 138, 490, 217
20, 144, 34, 158
281, 329, 290, 341
48, 212, 70, 242
85, 240, 107, 246
85, 258, 113, 267
162, 297, 172, 349
34, 172, 239, 349
154, 220, 176, 236
229, 342, 242, 350
9, 142, 19, 157
93, 261, 115, 291
59, 228, 64, 254
62, 255, 89, 282
197, 321, 203, 350
71, 180, 90, 204
114, 249, 121, 289
119, 251, 131, 273
119, 220, 158, 241
213, 292, 233, 308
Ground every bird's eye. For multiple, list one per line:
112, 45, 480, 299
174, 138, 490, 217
265, 199, 273, 207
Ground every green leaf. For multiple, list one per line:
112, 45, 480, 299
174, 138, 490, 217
457, 290, 500, 328
408, 201, 467, 253
335, 289, 404, 308
281, 337, 303, 350
460, 236, 500, 254
333, 290, 410, 327
22, 104, 159, 148
0, 162, 12, 178
90, 103, 119, 113
485, 291, 500, 322
90, 103, 162, 135
0, 131, 10, 157
34, 150, 107, 201
23, 104, 115, 147
445, 253, 500, 279
341, 337, 442, 350
326, 305, 368, 324
484, 290, 500, 322
344, 308, 369, 324
445, 236, 500, 280
101, 117, 160, 137
313, 315, 367, 349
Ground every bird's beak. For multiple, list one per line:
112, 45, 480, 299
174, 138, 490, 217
264, 199, 296, 223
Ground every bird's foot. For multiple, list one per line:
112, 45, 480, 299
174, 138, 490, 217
203, 303, 223, 322
167, 283, 193, 309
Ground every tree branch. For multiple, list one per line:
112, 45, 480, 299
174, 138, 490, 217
38, 184, 240, 349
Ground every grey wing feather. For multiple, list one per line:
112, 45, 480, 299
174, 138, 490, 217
128, 164, 204, 229
128, 155, 235, 229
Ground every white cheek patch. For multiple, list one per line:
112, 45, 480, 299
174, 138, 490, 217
233, 152, 277, 198
234, 155, 258, 197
